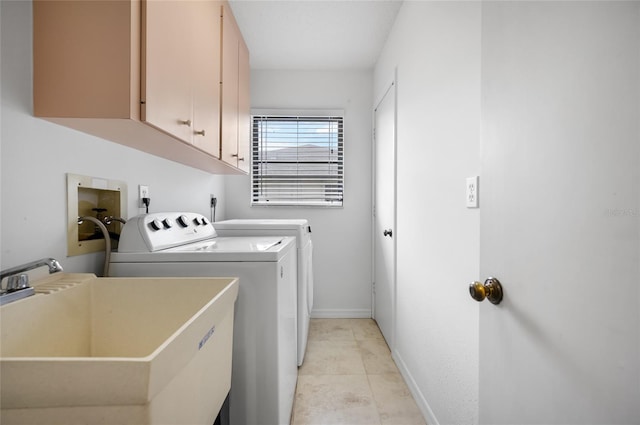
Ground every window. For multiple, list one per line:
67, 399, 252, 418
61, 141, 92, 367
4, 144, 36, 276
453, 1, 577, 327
251, 110, 344, 207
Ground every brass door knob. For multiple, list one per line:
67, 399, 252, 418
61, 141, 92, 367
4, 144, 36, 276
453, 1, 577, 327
469, 277, 503, 305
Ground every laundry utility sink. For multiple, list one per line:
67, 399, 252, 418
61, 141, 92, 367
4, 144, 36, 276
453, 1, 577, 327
0, 273, 239, 425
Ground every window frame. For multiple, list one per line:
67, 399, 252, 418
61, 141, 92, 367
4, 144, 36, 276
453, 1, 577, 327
250, 109, 345, 208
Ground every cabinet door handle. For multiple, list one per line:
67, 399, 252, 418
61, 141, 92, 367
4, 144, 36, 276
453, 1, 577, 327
231, 153, 245, 161
179, 119, 192, 127
194, 129, 205, 136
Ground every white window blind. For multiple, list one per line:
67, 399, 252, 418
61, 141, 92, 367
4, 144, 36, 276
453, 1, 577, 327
251, 111, 344, 206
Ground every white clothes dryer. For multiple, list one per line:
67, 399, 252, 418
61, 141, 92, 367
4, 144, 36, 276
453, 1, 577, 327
110, 212, 297, 425
213, 219, 314, 366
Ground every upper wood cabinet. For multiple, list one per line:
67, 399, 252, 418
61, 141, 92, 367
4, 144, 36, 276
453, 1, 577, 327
142, 0, 221, 156
192, 1, 224, 157
220, 3, 251, 174
33, 0, 248, 175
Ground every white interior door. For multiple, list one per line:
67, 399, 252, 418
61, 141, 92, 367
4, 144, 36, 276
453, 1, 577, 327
479, 3, 639, 423
373, 82, 396, 347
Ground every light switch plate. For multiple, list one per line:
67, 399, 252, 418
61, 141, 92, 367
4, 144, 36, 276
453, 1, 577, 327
466, 176, 479, 208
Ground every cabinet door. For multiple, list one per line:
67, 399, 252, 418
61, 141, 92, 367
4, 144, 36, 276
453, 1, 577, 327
142, 0, 193, 142
236, 37, 251, 173
33, 0, 136, 118
220, 3, 240, 167
192, 0, 222, 157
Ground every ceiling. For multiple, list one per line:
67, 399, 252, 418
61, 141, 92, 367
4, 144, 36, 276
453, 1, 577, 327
228, 0, 403, 70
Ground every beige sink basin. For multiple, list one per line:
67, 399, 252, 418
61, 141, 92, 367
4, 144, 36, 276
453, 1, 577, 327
0, 273, 238, 425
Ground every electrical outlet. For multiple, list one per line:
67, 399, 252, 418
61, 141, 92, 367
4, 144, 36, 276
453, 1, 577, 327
466, 176, 479, 208
139, 185, 150, 208
210, 194, 217, 208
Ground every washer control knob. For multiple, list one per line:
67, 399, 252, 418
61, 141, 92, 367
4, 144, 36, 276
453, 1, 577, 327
162, 218, 174, 229
201, 217, 209, 225
177, 215, 189, 227
150, 219, 163, 231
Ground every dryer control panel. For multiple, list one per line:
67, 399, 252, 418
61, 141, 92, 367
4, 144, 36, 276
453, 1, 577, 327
118, 212, 217, 252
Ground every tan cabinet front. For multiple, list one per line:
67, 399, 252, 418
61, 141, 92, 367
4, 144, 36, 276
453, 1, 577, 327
192, 0, 222, 157
142, 0, 221, 157
237, 38, 251, 174
221, 3, 250, 172
142, 0, 193, 143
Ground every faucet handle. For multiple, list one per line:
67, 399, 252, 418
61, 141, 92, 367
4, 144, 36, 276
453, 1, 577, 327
47, 259, 63, 274
6, 273, 29, 292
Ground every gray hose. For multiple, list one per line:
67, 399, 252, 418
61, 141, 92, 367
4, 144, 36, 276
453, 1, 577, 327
78, 216, 111, 277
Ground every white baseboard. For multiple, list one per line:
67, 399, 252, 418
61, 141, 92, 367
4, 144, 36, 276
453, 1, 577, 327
311, 309, 372, 319
392, 349, 439, 425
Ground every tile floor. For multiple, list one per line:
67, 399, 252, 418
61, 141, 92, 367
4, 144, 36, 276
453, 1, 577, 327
291, 318, 426, 425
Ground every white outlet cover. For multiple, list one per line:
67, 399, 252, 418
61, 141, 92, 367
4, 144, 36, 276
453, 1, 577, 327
466, 176, 479, 208
138, 185, 150, 208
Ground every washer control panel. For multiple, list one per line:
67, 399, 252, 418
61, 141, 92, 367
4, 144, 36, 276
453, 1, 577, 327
118, 212, 217, 252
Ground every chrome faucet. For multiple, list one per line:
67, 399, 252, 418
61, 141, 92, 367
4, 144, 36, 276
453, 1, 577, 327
0, 258, 63, 285
0, 258, 63, 305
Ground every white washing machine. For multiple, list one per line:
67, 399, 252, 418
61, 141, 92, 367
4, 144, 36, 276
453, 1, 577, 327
214, 219, 314, 366
109, 212, 297, 425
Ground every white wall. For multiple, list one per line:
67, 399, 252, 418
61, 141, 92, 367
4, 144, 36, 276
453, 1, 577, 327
225, 69, 373, 318
1, 1, 227, 274
374, 2, 481, 425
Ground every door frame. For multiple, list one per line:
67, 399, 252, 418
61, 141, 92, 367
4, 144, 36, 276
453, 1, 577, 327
372, 74, 397, 349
